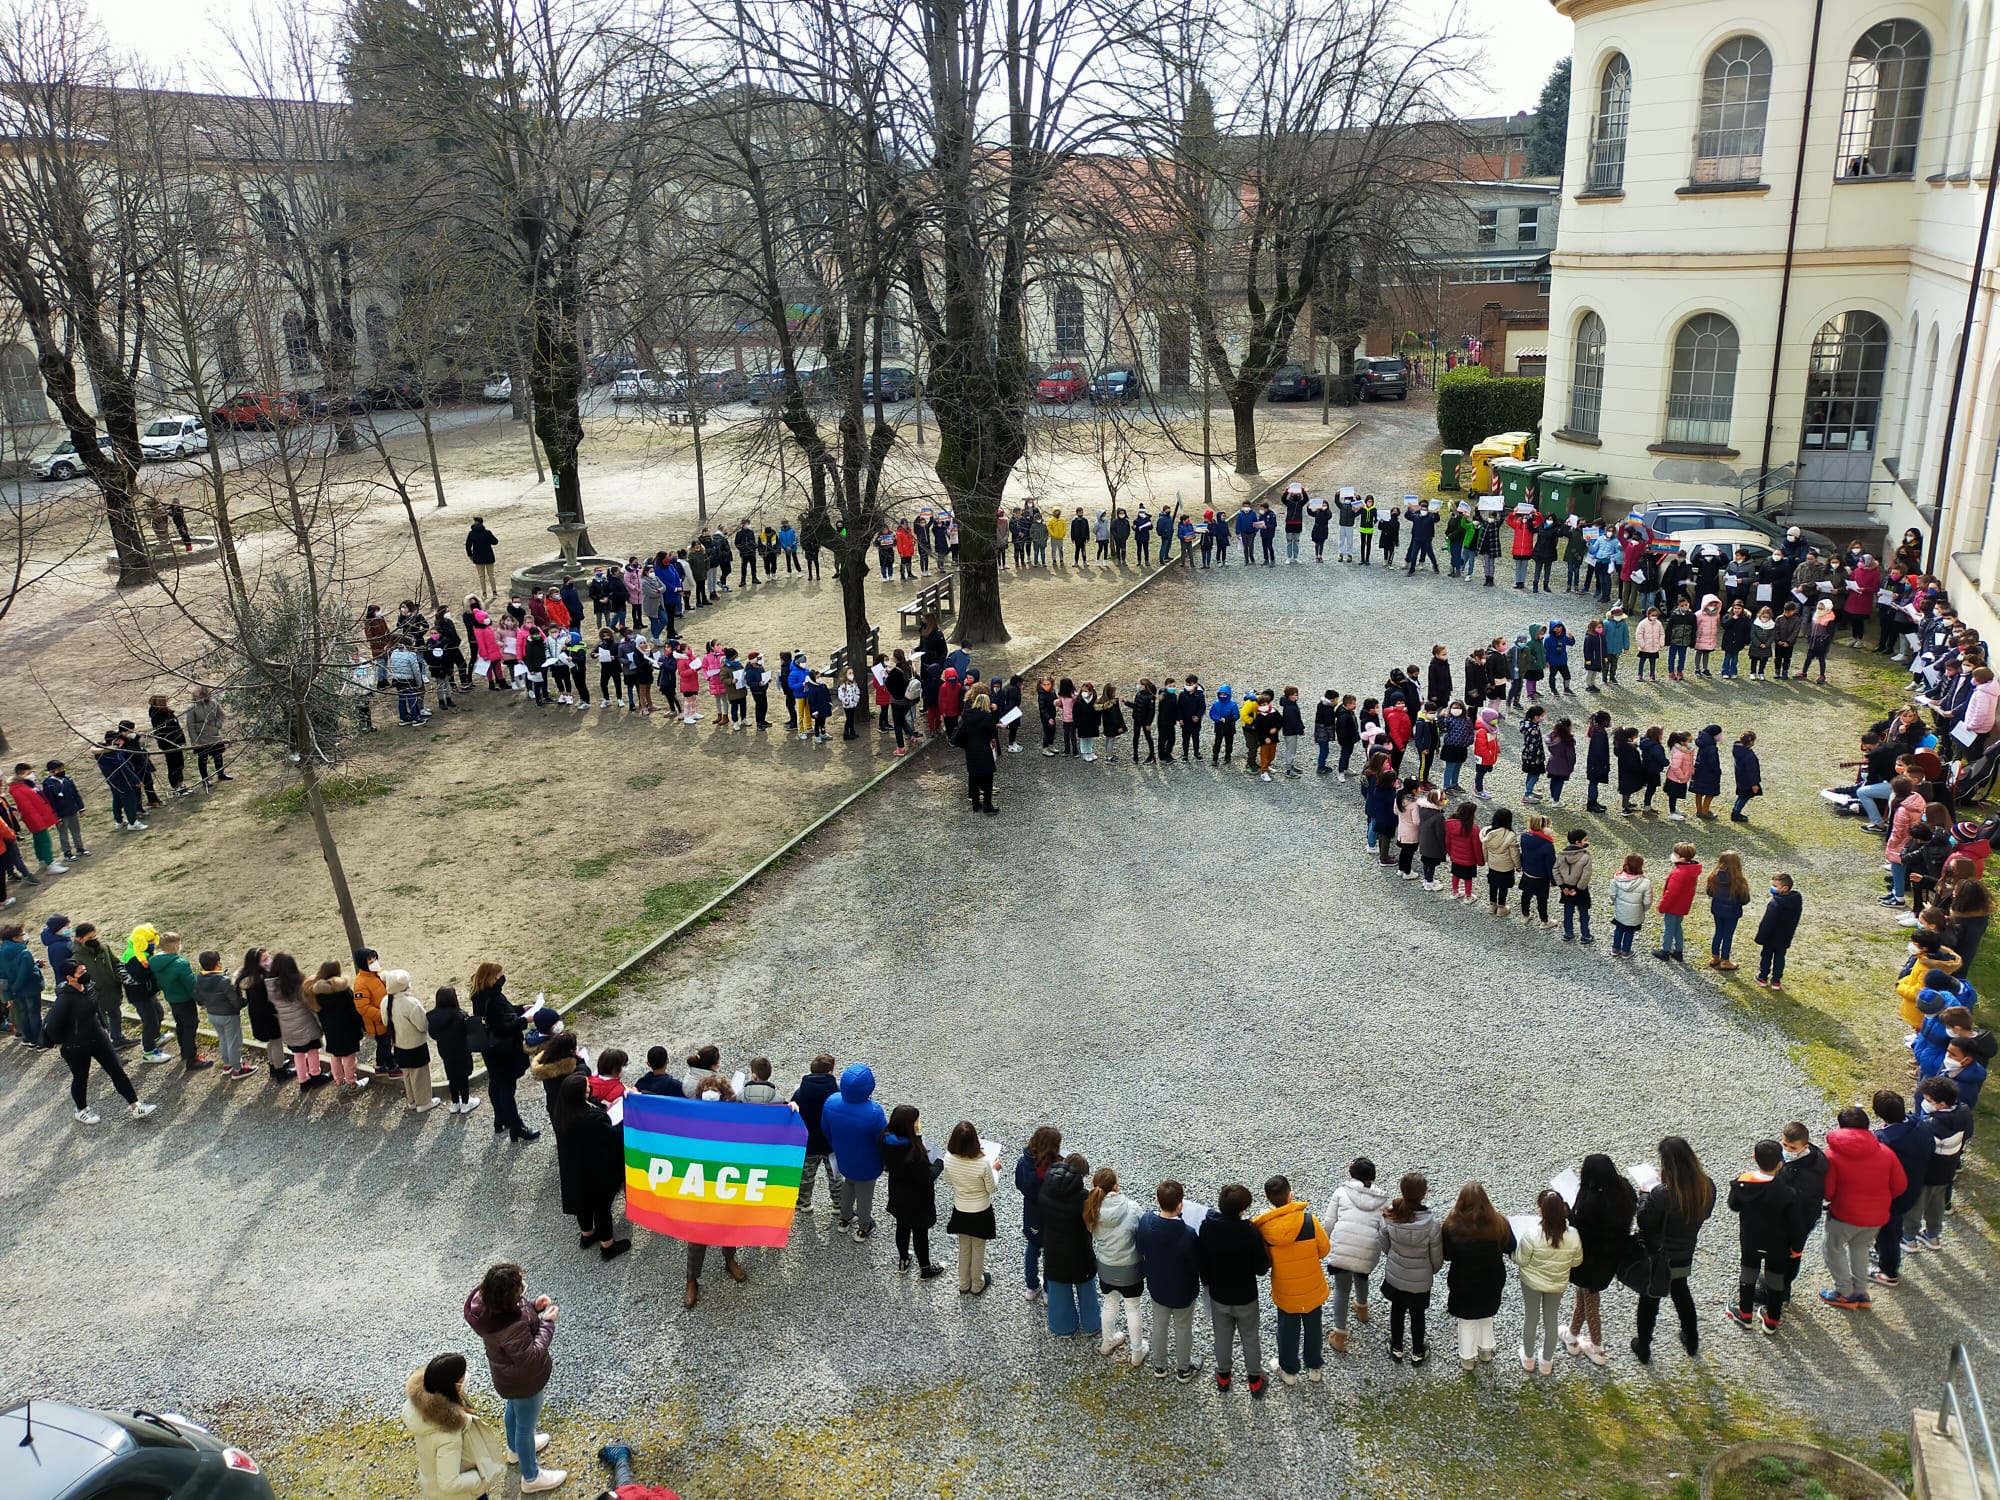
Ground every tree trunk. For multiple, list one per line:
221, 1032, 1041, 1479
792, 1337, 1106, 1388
838, 524, 873, 673
687, 383, 708, 529
418, 409, 448, 508
399, 489, 441, 608
0, 718, 11, 755
530, 289, 590, 554
1231, 396, 1261, 477
298, 751, 365, 955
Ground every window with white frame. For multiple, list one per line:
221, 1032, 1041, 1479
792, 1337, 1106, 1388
1516, 207, 1540, 244
1568, 312, 1606, 438
1802, 312, 1890, 451
0, 343, 44, 426
1693, 37, 1773, 183
1053, 283, 1085, 357
1587, 54, 1632, 191
1664, 312, 1741, 446
1837, 21, 1931, 177
1474, 208, 1498, 245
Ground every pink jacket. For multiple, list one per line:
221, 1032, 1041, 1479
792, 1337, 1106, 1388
1667, 745, 1695, 787
470, 609, 501, 664
701, 651, 725, 692
1964, 679, 2000, 736
624, 567, 643, 605
1694, 598, 1721, 650
674, 651, 700, 694
1885, 792, 1928, 864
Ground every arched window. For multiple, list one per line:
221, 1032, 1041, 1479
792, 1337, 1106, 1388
1052, 283, 1085, 357
282, 310, 312, 376
1907, 324, 1942, 499
1567, 311, 1606, 436
1802, 312, 1890, 452
1587, 54, 1632, 192
1693, 37, 1773, 184
215, 319, 245, 383
1837, 21, 1931, 177
0, 343, 44, 426
1665, 313, 1741, 446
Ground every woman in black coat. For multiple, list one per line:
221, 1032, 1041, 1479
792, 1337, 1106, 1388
1565, 1153, 1636, 1361
551, 1071, 629, 1260
882, 1103, 944, 1277
1631, 1136, 1715, 1364
1439, 1183, 1516, 1365
471, 962, 539, 1143
1585, 714, 1612, 811
235, 947, 290, 1079
1130, 681, 1157, 763
953, 698, 1001, 814
1037, 1153, 1099, 1335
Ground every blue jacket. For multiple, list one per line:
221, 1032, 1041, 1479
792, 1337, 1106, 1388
1913, 1014, 1953, 1077
805, 680, 832, 717
821, 1063, 887, 1181
1519, 829, 1557, 880
1691, 730, 1723, 796
1874, 1118, 1933, 1208
39, 919, 71, 977
791, 1070, 839, 1155
1133, 1210, 1201, 1308
0, 938, 41, 1004
1543, 628, 1570, 669
1015, 1152, 1050, 1232
41, 773, 84, 817
1233, 508, 1256, 537
778, 525, 798, 549
787, 661, 810, 694
1602, 616, 1630, 654
1208, 693, 1236, 725
1953, 1058, 1987, 1111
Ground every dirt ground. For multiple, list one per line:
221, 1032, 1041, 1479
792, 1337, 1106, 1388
0, 396, 1361, 995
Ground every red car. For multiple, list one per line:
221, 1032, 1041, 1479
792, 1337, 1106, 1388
209, 391, 301, 430
1036, 362, 1088, 403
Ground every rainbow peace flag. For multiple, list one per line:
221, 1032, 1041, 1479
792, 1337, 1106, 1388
623, 1092, 808, 1248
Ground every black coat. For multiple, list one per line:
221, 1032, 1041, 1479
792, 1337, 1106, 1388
429, 1007, 474, 1073
555, 1099, 625, 1216
1568, 1183, 1636, 1292
1039, 1163, 1096, 1283
1196, 1213, 1269, 1305
883, 1134, 942, 1229
1635, 1180, 1714, 1269
1775, 1144, 1830, 1249
1131, 689, 1156, 729
1754, 890, 1802, 949
954, 708, 999, 774
1442, 1224, 1516, 1319
1427, 658, 1453, 704
1073, 697, 1101, 737
1586, 726, 1610, 782
474, 983, 528, 1079
43, 980, 105, 1049
1727, 1173, 1797, 1259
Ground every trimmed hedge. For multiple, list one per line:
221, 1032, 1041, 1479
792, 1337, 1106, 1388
1436, 366, 1546, 455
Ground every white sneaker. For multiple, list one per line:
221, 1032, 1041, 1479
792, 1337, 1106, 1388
75, 1107, 100, 1124
1100, 1329, 1128, 1355
131, 1101, 158, 1119
129, 820, 149, 830
354, 1075, 370, 1089
412, 1099, 442, 1112
518, 1469, 568, 1493
47, 862, 68, 873
461, 1097, 483, 1114
1129, 1340, 1147, 1368
505, 1434, 552, 1463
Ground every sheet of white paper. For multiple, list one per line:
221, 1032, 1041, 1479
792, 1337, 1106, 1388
1876, 588, 1897, 605
927, 1142, 944, 1165
1549, 1168, 1581, 1206
607, 1096, 624, 1127
1181, 1199, 1211, 1234
1629, 1161, 1662, 1194
1756, 584, 1773, 601
979, 1137, 1005, 1172
729, 1068, 746, 1097
999, 706, 1022, 726
1506, 1213, 1540, 1247
1953, 721, 1979, 747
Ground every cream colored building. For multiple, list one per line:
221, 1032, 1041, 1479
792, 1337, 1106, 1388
1541, 0, 2000, 615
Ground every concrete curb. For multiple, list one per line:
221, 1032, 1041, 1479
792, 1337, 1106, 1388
550, 423, 1357, 1022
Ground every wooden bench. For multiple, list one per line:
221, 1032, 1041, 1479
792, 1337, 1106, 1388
827, 625, 881, 677
898, 574, 955, 631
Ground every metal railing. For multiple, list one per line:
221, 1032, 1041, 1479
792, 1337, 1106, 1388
1936, 1343, 2000, 1499
1585, 115, 1627, 192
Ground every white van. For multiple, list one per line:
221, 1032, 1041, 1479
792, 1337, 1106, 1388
140, 414, 208, 461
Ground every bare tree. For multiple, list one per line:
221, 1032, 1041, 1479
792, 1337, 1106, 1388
0, 0, 161, 582
344, 0, 664, 556
1129, 0, 1464, 474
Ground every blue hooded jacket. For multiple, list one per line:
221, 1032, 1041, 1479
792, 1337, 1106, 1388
821, 1063, 887, 1181
39, 916, 72, 978
1208, 688, 1235, 725
1543, 624, 1570, 669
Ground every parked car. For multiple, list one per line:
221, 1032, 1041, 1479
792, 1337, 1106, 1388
34, 433, 113, 481
1090, 367, 1143, 404
611, 368, 683, 402
1356, 356, 1409, 401
746, 367, 822, 403
1628, 500, 1835, 559
695, 369, 748, 402
353, 378, 427, 411
862, 366, 918, 402
209, 391, 300, 430
1265, 364, 1323, 402
587, 352, 634, 387
0, 1401, 276, 1499
1036, 362, 1088, 403
481, 373, 513, 403
140, 415, 209, 461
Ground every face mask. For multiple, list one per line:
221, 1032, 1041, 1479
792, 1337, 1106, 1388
1781, 1145, 1806, 1162
1770, 886, 1781, 897
1909, 943, 1921, 955
1944, 1058, 1965, 1076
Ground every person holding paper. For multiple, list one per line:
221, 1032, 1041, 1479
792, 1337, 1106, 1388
1629, 1137, 1715, 1363
941, 1121, 999, 1295
1844, 555, 1881, 643
952, 693, 1002, 815
1513, 1190, 1582, 1374
1562, 1155, 1635, 1364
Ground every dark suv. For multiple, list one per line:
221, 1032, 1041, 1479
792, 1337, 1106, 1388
1357, 357, 1409, 401
1265, 364, 1323, 402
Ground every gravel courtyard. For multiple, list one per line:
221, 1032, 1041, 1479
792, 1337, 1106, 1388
2, 416, 1989, 1498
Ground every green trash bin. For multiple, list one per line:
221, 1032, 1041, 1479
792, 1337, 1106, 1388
1439, 448, 1464, 492
1494, 459, 1558, 513
1540, 469, 1610, 522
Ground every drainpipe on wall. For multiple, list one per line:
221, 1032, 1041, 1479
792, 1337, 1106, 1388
1757, 0, 1828, 498
1924, 118, 2000, 579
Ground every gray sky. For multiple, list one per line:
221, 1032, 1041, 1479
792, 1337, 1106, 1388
88, 0, 1573, 115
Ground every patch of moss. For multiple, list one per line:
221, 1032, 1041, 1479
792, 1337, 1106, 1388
250, 773, 393, 820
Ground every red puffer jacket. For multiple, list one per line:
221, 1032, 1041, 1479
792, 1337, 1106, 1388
1443, 817, 1485, 868
1821, 1127, 1907, 1228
